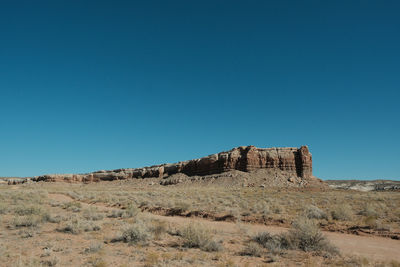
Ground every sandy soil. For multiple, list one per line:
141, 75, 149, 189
48, 193, 400, 262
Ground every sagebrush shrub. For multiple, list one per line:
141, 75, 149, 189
287, 217, 337, 253
59, 218, 101, 234
304, 205, 328, 220
242, 242, 263, 257
83, 207, 104, 221
254, 217, 339, 256
331, 205, 353, 221
14, 205, 42, 216
12, 215, 42, 228
114, 221, 150, 244
124, 204, 140, 218
178, 223, 222, 252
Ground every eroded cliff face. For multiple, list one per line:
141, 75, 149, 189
33, 146, 313, 183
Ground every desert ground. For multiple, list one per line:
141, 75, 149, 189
0, 174, 399, 267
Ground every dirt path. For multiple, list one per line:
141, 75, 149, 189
48, 193, 400, 262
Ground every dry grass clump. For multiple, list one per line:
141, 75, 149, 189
66, 191, 82, 200
11, 215, 43, 228
44, 214, 64, 223
331, 205, 353, 221
58, 218, 101, 234
18, 228, 36, 238
62, 201, 82, 212
83, 207, 104, 221
286, 217, 338, 255
84, 242, 103, 254
86, 256, 107, 267
254, 217, 338, 256
359, 203, 379, 218
144, 252, 160, 267
41, 256, 59, 267
124, 203, 140, 218
108, 204, 139, 218
253, 232, 285, 254
304, 205, 328, 220
10, 209, 56, 228
107, 209, 124, 218
363, 216, 392, 231
14, 205, 43, 216
112, 220, 150, 244
178, 223, 222, 252
0, 203, 8, 214
150, 220, 168, 240
241, 242, 263, 257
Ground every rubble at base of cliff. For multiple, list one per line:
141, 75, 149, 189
159, 169, 323, 188
6, 145, 326, 188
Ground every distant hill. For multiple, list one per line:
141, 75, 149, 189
326, 180, 400, 191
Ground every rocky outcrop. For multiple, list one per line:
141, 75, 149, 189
33, 146, 314, 183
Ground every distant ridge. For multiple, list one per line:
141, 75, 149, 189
30, 145, 315, 184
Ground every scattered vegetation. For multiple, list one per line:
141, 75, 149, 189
178, 223, 223, 252
0, 180, 399, 266
84, 242, 103, 254
112, 220, 150, 244
304, 205, 328, 220
331, 205, 353, 221
58, 218, 101, 234
11, 215, 43, 228
0, 203, 8, 214
150, 220, 168, 240
62, 201, 82, 212
83, 207, 104, 221
241, 242, 263, 257
254, 217, 339, 256
107, 203, 139, 218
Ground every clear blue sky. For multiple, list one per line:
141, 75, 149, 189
0, 1, 399, 180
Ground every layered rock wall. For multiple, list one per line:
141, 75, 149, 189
33, 146, 313, 183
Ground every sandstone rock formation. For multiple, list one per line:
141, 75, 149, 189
33, 146, 314, 183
